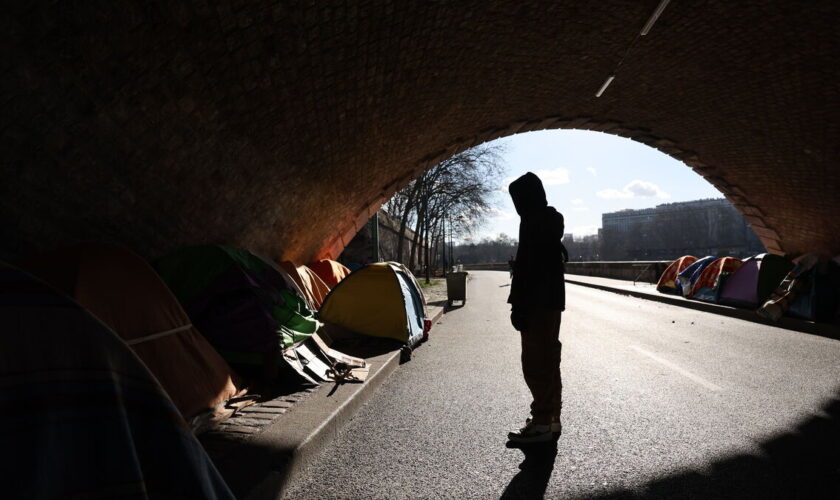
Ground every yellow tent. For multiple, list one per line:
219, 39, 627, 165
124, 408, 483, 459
318, 262, 426, 346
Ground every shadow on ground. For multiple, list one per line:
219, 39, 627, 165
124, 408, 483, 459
561, 387, 840, 500
501, 442, 559, 499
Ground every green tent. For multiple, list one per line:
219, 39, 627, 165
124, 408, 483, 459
155, 245, 319, 365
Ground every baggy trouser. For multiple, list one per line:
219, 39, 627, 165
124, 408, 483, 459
520, 307, 562, 425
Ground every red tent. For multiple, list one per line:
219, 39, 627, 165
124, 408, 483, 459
20, 242, 246, 422
689, 257, 743, 302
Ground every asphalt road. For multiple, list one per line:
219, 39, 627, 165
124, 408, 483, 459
284, 271, 840, 499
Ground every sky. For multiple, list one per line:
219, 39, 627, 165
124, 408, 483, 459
476, 129, 724, 241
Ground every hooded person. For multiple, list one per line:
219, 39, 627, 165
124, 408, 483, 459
506, 172, 568, 444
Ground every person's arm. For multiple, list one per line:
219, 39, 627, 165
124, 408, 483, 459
555, 212, 569, 262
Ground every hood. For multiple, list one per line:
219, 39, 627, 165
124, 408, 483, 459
509, 172, 547, 216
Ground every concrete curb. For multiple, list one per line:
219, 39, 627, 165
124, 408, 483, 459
565, 277, 839, 340
224, 306, 446, 500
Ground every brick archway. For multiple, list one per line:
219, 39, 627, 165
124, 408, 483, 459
3, 1, 838, 262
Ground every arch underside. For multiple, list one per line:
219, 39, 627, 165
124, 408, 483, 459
2, 1, 838, 262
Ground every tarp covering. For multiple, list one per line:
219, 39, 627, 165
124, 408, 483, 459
155, 245, 319, 365
280, 261, 331, 310
20, 242, 245, 420
656, 255, 698, 295
318, 262, 426, 346
309, 259, 351, 288
0, 264, 233, 499
719, 253, 794, 308
677, 256, 716, 297
689, 257, 743, 302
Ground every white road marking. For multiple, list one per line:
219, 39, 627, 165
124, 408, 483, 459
631, 345, 723, 392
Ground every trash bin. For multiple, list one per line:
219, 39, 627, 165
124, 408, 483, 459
446, 272, 468, 306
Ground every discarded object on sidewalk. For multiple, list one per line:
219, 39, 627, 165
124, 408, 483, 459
318, 262, 427, 347
656, 255, 698, 295
289, 333, 368, 383
0, 264, 234, 499
19, 242, 246, 425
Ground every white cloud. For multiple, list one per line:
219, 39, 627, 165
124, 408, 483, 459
586, 167, 597, 177
534, 168, 570, 186
625, 180, 669, 198
596, 180, 670, 200
572, 206, 589, 212
571, 198, 584, 205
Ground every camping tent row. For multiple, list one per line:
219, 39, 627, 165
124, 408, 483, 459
15, 242, 426, 429
657, 253, 840, 322
2, 245, 429, 497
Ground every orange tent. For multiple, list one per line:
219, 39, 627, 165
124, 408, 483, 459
20, 242, 246, 421
309, 259, 351, 288
656, 255, 698, 295
280, 261, 331, 310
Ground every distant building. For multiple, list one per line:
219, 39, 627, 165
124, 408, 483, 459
600, 198, 765, 260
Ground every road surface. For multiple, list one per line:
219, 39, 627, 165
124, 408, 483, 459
285, 271, 840, 499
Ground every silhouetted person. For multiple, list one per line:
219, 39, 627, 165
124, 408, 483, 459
506, 172, 568, 444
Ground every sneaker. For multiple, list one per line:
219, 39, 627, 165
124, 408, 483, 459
507, 421, 553, 444
525, 416, 562, 434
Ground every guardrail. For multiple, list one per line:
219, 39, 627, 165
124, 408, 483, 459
461, 260, 673, 284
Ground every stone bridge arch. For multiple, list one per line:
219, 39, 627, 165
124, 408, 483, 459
2, 1, 838, 262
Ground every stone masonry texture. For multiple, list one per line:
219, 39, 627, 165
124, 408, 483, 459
2, 1, 839, 262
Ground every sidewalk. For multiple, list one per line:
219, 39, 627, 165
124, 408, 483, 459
565, 274, 840, 340
203, 280, 449, 499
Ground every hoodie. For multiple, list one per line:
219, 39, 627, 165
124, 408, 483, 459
507, 172, 567, 311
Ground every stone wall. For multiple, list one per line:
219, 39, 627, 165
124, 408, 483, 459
564, 261, 671, 284
464, 261, 670, 284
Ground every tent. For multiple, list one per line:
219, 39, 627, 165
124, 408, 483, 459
758, 254, 840, 321
19, 242, 246, 422
0, 263, 234, 499
656, 255, 698, 294
280, 261, 331, 310
688, 257, 743, 302
310, 259, 351, 288
154, 245, 319, 372
719, 253, 794, 308
677, 256, 716, 297
318, 262, 427, 346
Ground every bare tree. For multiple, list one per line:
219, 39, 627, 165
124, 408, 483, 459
383, 143, 507, 277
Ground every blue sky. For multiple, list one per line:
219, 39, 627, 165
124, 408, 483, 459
477, 129, 724, 241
